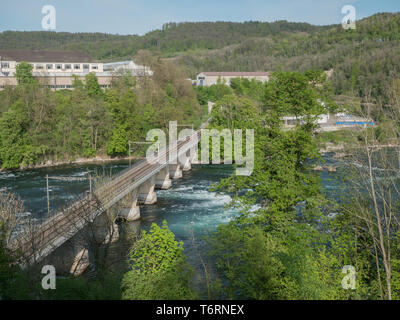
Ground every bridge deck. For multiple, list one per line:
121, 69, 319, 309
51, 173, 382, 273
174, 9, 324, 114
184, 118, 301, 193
13, 129, 202, 266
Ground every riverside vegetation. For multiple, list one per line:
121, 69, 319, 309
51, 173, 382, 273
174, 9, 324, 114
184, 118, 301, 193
0, 52, 205, 170
1, 12, 400, 300
2, 68, 400, 300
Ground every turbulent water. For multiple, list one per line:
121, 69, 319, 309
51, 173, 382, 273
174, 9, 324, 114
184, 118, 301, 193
0, 161, 133, 221
0, 156, 345, 269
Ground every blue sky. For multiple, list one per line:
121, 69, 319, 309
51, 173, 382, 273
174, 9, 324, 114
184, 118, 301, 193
0, 0, 398, 35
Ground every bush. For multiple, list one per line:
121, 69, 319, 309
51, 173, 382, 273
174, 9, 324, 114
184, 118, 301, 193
122, 221, 196, 300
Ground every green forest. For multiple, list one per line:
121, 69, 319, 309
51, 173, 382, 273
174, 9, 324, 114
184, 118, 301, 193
0, 52, 205, 169
0, 20, 327, 59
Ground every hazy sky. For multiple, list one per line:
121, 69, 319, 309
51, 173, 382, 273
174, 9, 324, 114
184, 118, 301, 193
0, 0, 398, 35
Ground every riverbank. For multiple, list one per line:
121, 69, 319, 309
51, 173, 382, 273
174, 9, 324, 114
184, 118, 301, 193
0, 155, 144, 172
320, 141, 400, 157
317, 129, 400, 157
319, 142, 346, 156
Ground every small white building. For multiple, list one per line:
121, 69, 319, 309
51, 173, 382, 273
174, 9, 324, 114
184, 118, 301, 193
196, 72, 270, 86
103, 60, 153, 76
282, 113, 375, 130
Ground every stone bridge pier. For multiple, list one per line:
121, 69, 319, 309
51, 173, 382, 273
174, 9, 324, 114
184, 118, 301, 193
38, 210, 120, 276
25, 135, 201, 277
138, 175, 157, 205
180, 152, 192, 171
118, 189, 140, 221
155, 167, 172, 190
169, 163, 183, 179
39, 230, 91, 277
117, 174, 159, 222
179, 147, 198, 172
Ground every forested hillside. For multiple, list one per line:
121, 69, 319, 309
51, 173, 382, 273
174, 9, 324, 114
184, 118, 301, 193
1, 13, 399, 106
0, 20, 326, 60
177, 13, 400, 106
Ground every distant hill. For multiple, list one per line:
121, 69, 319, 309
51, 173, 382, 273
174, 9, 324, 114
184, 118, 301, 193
175, 12, 400, 105
0, 20, 328, 61
0, 12, 399, 105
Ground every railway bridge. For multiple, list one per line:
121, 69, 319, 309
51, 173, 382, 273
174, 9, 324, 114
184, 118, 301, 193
13, 126, 204, 275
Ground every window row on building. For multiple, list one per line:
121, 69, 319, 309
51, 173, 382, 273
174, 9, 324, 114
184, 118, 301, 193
45, 84, 110, 89
32, 63, 98, 71
0, 51, 153, 91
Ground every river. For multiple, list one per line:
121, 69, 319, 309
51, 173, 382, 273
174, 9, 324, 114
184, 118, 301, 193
0, 156, 344, 280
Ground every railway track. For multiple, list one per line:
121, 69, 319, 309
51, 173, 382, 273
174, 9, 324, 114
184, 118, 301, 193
14, 130, 202, 265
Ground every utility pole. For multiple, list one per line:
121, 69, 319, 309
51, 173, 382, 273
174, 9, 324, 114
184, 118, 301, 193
46, 174, 50, 218
129, 141, 159, 165
88, 172, 92, 201
177, 124, 194, 130
177, 124, 194, 142
129, 141, 132, 167
177, 124, 194, 133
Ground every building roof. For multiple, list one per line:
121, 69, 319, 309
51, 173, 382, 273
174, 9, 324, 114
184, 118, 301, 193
103, 61, 132, 66
199, 72, 270, 77
0, 50, 94, 63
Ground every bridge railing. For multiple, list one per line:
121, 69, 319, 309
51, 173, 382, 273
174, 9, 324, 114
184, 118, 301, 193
12, 129, 203, 264
93, 129, 200, 196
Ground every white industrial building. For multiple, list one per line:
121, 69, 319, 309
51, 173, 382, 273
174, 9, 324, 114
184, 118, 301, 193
0, 50, 152, 90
